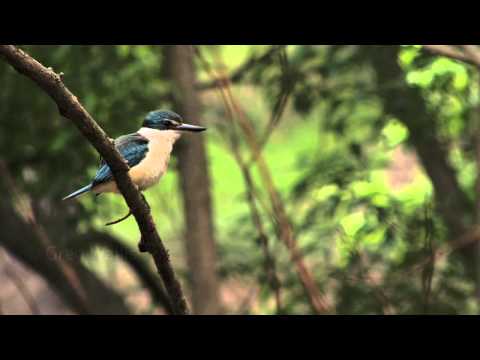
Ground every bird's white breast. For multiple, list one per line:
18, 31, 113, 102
94, 128, 181, 194
130, 128, 181, 191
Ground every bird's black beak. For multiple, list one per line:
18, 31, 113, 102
175, 123, 207, 132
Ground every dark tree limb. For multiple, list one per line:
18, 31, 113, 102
0, 45, 188, 314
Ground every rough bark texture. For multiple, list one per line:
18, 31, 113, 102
0, 45, 188, 314
165, 45, 221, 314
367, 45, 478, 278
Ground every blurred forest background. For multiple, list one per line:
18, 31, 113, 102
1, 45, 480, 315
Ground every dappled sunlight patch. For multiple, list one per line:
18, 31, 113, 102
351, 180, 377, 197
312, 184, 339, 202
399, 45, 422, 67
340, 210, 365, 238
404, 57, 469, 90
382, 119, 409, 148
352, 175, 388, 197
371, 193, 390, 208
363, 226, 387, 249
393, 179, 433, 210
350, 171, 390, 207
450, 145, 477, 196
337, 210, 386, 257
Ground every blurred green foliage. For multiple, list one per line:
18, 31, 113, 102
1, 45, 480, 314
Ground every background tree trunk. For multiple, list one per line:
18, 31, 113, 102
365, 45, 478, 280
165, 45, 221, 314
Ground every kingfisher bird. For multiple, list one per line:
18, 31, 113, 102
63, 110, 206, 225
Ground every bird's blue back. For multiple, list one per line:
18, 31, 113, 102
92, 133, 149, 187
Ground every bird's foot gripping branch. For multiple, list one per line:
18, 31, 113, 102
0, 45, 189, 315
105, 210, 133, 226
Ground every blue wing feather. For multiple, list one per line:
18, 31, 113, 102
92, 133, 149, 187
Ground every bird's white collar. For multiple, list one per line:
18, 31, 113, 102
138, 127, 182, 142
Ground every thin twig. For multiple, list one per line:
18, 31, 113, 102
202, 49, 283, 313
194, 46, 331, 314
406, 226, 480, 277
0, 45, 188, 314
105, 210, 132, 226
219, 116, 283, 313
196, 46, 287, 91
344, 225, 480, 312
421, 204, 435, 313
250, 47, 293, 165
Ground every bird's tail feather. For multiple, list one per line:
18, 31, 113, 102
62, 184, 93, 201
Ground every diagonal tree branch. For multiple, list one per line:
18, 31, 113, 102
460, 45, 480, 67
422, 45, 480, 69
0, 45, 188, 315
217, 103, 283, 313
